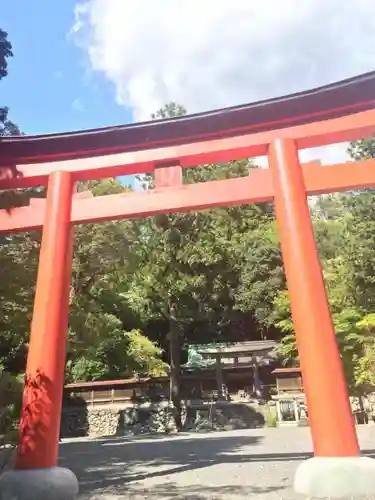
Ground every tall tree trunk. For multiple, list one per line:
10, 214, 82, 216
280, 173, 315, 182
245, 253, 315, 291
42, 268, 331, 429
169, 302, 182, 430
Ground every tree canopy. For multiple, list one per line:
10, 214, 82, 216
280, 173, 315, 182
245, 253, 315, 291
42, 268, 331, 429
1, 23, 375, 431
0, 28, 19, 137
1, 106, 375, 394
274, 137, 375, 393
0, 29, 12, 80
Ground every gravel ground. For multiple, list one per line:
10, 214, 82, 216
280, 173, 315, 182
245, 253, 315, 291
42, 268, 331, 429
59, 425, 375, 500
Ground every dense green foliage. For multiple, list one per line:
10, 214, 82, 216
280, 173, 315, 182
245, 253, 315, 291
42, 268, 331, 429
0, 29, 19, 137
0, 29, 23, 454
274, 138, 375, 393
2, 127, 375, 393
2, 26, 375, 439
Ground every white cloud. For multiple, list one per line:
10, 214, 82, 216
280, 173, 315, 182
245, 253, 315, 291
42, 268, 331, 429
72, 1, 375, 163
72, 98, 84, 112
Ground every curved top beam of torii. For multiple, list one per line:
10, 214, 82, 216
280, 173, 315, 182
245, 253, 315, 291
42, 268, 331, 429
1, 70, 375, 166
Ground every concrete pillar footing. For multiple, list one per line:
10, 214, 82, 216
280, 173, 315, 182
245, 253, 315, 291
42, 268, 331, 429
294, 456, 375, 498
0, 466, 78, 500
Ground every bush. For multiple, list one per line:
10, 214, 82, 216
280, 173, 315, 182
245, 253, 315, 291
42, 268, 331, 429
0, 367, 23, 470
265, 407, 278, 427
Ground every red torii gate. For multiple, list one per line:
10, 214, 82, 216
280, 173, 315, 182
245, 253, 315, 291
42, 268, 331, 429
2, 72, 375, 499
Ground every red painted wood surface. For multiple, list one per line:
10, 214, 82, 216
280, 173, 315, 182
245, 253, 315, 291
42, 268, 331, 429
1, 108, 375, 190
268, 139, 359, 457
1, 158, 375, 233
3, 78, 375, 467
154, 164, 182, 188
16, 171, 74, 469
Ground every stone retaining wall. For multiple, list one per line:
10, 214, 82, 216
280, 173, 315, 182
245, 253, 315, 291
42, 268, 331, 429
60, 401, 266, 438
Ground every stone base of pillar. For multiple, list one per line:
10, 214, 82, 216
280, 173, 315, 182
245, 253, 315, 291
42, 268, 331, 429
294, 456, 375, 498
0, 466, 78, 500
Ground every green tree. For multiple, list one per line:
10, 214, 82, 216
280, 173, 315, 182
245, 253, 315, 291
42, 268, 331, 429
273, 140, 375, 394
125, 104, 285, 427
0, 28, 29, 457
65, 179, 167, 381
0, 365, 23, 469
0, 28, 19, 137
0, 29, 12, 79
347, 137, 375, 160
0, 178, 167, 384
151, 102, 186, 120
0, 231, 40, 373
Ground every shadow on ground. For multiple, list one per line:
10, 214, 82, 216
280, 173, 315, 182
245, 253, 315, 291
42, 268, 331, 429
59, 432, 375, 499
80, 482, 286, 499
60, 433, 264, 497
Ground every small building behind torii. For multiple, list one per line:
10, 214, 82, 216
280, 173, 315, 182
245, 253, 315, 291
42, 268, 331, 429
183, 340, 278, 400
271, 367, 307, 426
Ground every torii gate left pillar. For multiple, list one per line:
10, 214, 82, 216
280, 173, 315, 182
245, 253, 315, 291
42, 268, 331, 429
0, 171, 79, 500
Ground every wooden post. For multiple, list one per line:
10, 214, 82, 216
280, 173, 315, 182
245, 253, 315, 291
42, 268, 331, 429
293, 399, 299, 423
16, 171, 74, 469
215, 356, 224, 397
268, 139, 359, 457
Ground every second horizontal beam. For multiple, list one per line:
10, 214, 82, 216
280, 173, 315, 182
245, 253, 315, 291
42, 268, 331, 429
1, 159, 375, 233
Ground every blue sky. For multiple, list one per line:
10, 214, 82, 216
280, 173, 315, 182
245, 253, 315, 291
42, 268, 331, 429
2, 1, 374, 172
1, 1, 135, 186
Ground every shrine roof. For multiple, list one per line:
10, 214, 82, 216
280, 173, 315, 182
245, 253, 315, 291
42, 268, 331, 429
1, 71, 375, 165
191, 340, 277, 356
272, 367, 302, 375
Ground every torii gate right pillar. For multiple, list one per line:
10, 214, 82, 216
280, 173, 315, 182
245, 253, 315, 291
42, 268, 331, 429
268, 138, 375, 499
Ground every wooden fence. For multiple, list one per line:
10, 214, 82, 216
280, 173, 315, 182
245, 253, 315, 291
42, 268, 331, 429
64, 365, 277, 407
